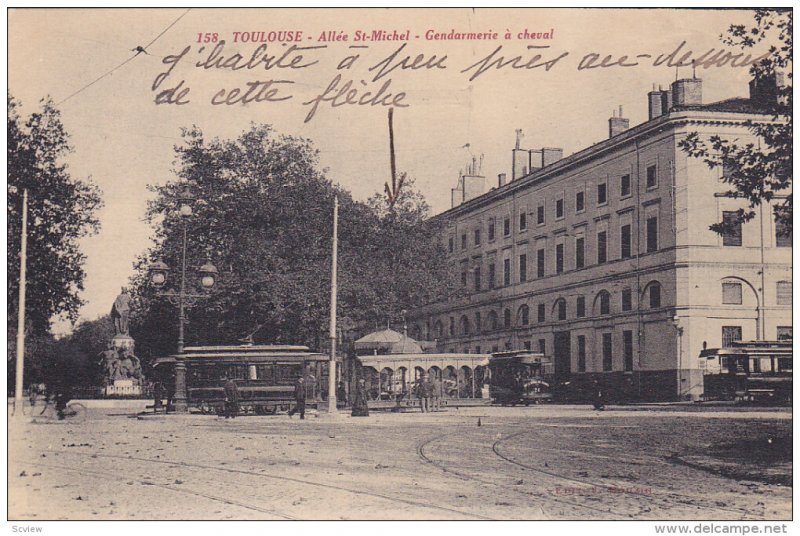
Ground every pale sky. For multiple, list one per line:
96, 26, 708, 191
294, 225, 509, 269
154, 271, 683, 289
7, 8, 771, 334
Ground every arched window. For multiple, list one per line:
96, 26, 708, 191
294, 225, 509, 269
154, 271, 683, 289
433, 320, 443, 339
487, 310, 499, 331
460, 315, 471, 336
595, 290, 611, 316
503, 308, 512, 329
649, 283, 662, 308
553, 298, 567, 321
518, 304, 530, 326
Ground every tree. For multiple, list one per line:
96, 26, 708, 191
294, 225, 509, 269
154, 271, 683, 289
7, 95, 103, 335
130, 124, 457, 363
679, 9, 792, 236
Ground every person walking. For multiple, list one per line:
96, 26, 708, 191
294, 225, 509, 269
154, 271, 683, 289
351, 378, 369, 417
432, 374, 442, 412
336, 381, 347, 409
288, 375, 306, 419
223, 377, 239, 419
592, 380, 605, 411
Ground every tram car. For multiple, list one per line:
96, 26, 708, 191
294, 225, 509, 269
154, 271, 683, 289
488, 351, 554, 405
154, 345, 330, 414
700, 340, 792, 404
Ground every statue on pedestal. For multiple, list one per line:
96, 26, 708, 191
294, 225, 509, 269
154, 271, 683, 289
111, 287, 131, 337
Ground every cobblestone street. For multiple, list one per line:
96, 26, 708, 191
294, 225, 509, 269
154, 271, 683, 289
8, 404, 792, 521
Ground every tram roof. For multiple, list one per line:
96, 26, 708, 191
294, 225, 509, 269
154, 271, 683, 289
489, 351, 549, 365
700, 340, 793, 359
154, 344, 329, 366
357, 353, 491, 368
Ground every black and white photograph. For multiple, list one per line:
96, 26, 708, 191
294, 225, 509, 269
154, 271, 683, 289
6, 6, 793, 531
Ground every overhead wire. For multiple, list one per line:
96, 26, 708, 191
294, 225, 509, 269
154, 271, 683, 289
56, 8, 191, 106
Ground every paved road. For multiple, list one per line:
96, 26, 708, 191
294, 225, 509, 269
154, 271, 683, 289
8, 405, 792, 520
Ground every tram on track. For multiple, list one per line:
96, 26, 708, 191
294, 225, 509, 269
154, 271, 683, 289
700, 340, 792, 404
154, 345, 330, 414
488, 351, 554, 405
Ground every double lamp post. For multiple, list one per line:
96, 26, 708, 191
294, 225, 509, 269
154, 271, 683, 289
148, 184, 218, 413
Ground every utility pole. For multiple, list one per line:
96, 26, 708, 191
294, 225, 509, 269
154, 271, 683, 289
14, 189, 29, 418
328, 195, 339, 413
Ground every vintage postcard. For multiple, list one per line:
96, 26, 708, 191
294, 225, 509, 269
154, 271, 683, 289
6, 6, 792, 530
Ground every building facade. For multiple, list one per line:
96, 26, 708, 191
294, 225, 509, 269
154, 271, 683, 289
407, 77, 792, 401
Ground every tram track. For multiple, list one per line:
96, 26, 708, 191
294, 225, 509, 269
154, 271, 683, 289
416, 431, 632, 519
18, 459, 297, 520
38, 449, 493, 520
491, 430, 765, 521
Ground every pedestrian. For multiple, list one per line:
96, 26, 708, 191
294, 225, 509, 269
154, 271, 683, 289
336, 380, 347, 409
351, 378, 369, 417
223, 376, 239, 418
592, 380, 605, 411
288, 376, 306, 419
153, 380, 164, 414
423, 374, 435, 412
432, 375, 442, 411
415, 374, 429, 413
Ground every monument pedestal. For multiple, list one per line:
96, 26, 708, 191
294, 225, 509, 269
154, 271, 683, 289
105, 379, 141, 396
111, 335, 135, 352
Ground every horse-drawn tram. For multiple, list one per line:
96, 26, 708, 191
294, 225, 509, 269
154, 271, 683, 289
154, 345, 329, 414
488, 351, 554, 405
700, 340, 792, 404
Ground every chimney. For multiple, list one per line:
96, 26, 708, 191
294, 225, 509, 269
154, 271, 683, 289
541, 147, 563, 167
512, 147, 528, 181
749, 71, 786, 108
648, 84, 675, 120
498, 173, 507, 187
529, 149, 543, 170
671, 78, 702, 107
608, 105, 630, 138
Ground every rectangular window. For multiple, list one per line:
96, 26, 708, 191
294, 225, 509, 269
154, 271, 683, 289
597, 183, 607, 205
577, 335, 586, 372
519, 211, 527, 231
488, 220, 496, 241
646, 165, 657, 189
474, 266, 482, 291
537, 205, 545, 225
537, 303, 546, 323
777, 281, 792, 305
488, 263, 496, 289
475, 346, 482, 354
537, 248, 545, 278
621, 224, 632, 259
503, 217, 511, 237
555, 243, 564, 274
576, 191, 585, 213
622, 288, 632, 311
722, 282, 742, 305
575, 237, 585, 269
503, 258, 511, 287
722, 326, 742, 348
722, 211, 742, 247
523, 341, 531, 351
620, 174, 631, 197
646, 216, 658, 253
461, 233, 467, 250
461, 270, 468, 287
623, 330, 633, 372
576, 296, 586, 318
602, 333, 613, 371
519, 254, 527, 283
474, 228, 481, 246
556, 199, 564, 219
557, 300, 567, 320
597, 231, 607, 264
538, 339, 546, 355
448, 237, 454, 253
776, 213, 791, 247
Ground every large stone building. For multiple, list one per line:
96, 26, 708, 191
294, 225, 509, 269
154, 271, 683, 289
407, 76, 791, 401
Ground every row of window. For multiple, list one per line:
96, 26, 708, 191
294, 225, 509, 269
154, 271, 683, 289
449, 205, 790, 254
460, 220, 659, 290
435, 283, 663, 339
722, 280, 792, 306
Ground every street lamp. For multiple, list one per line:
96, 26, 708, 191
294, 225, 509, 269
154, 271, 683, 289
148, 183, 217, 413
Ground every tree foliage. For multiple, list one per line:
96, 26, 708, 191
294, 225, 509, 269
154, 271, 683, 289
7, 95, 103, 335
679, 9, 792, 236
131, 125, 455, 364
